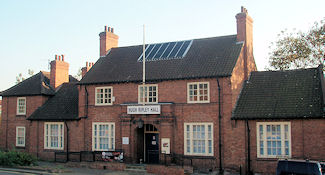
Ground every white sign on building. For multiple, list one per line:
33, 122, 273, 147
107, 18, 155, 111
161, 138, 170, 154
122, 137, 129, 145
127, 105, 161, 114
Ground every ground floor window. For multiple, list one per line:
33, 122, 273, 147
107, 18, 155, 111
16, 126, 25, 147
257, 122, 291, 158
92, 122, 115, 151
44, 122, 64, 150
184, 123, 213, 156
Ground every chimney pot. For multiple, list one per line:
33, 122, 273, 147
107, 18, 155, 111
55, 55, 58, 60
108, 27, 111, 32
86, 61, 89, 67
104, 26, 107, 32
61, 54, 64, 61
111, 28, 114, 33
58, 56, 61, 61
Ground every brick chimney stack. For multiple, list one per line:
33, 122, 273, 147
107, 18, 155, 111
99, 26, 119, 57
236, 6, 256, 80
50, 54, 69, 89
81, 61, 94, 78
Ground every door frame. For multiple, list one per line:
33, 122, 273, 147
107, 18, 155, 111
143, 124, 159, 163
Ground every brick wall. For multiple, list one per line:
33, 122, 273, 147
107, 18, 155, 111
146, 164, 185, 175
27, 120, 83, 160
247, 119, 325, 174
0, 96, 48, 150
77, 77, 234, 169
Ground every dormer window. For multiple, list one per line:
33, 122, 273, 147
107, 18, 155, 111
16, 97, 26, 115
138, 84, 158, 104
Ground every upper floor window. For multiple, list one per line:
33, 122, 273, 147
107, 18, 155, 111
16, 126, 25, 147
138, 84, 158, 104
95, 87, 113, 105
17, 97, 26, 115
257, 122, 291, 158
187, 82, 209, 103
44, 122, 64, 150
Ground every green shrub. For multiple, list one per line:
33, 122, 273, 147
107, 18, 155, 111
0, 150, 37, 166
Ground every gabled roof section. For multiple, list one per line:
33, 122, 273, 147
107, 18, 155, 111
1, 71, 55, 97
79, 35, 243, 84
232, 65, 325, 120
1, 72, 79, 97
28, 83, 79, 120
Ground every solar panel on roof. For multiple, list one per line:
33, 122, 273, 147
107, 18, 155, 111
147, 43, 162, 59
153, 43, 168, 59
138, 40, 193, 62
176, 40, 191, 58
168, 41, 183, 58
160, 42, 176, 59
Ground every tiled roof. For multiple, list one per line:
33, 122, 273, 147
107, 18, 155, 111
28, 83, 79, 120
79, 35, 243, 84
1, 71, 78, 97
232, 66, 325, 120
1, 71, 55, 97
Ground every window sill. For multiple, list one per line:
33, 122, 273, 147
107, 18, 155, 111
15, 146, 25, 149
16, 115, 26, 117
187, 101, 210, 104
256, 157, 290, 161
180, 154, 215, 159
183, 154, 214, 158
44, 148, 64, 152
94, 104, 113, 106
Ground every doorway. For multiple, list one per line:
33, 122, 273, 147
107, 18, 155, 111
144, 124, 159, 164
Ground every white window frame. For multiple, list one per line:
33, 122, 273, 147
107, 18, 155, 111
44, 122, 64, 150
16, 126, 25, 147
138, 84, 158, 104
256, 122, 291, 158
92, 122, 115, 151
95, 87, 113, 106
187, 82, 210, 103
16, 97, 26, 115
184, 123, 213, 156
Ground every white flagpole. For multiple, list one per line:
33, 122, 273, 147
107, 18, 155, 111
142, 25, 146, 106
142, 24, 146, 85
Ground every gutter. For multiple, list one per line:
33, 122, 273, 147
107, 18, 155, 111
65, 122, 69, 162
6, 97, 9, 150
77, 75, 230, 86
246, 120, 252, 175
216, 78, 223, 174
84, 86, 89, 117
84, 86, 89, 150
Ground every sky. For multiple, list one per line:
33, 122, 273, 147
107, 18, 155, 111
0, 0, 324, 91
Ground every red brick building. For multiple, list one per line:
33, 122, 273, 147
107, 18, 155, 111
232, 66, 325, 174
1, 7, 323, 174
0, 99, 2, 123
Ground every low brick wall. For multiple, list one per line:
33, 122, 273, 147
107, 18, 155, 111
146, 164, 185, 175
66, 161, 126, 171
102, 162, 126, 171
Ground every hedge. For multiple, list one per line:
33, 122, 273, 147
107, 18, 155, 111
0, 150, 37, 166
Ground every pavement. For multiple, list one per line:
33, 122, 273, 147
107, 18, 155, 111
0, 161, 236, 175
0, 161, 154, 175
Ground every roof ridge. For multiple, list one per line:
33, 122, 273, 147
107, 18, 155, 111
110, 34, 238, 50
253, 66, 319, 74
